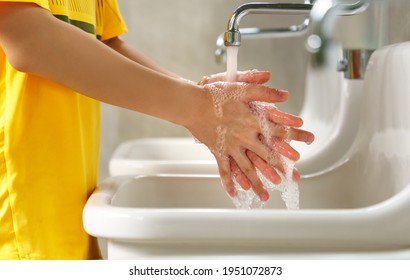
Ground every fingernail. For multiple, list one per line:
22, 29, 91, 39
267, 174, 281, 185
259, 191, 270, 201
228, 188, 237, 197
292, 169, 301, 182
242, 182, 251, 191
285, 149, 300, 161
278, 90, 289, 97
305, 134, 315, 145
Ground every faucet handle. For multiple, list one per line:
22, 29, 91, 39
338, 49, 375, 80
308, 0, 371, 68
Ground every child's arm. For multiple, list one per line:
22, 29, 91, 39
103, 37, 275, 86
103, 37, 181, 79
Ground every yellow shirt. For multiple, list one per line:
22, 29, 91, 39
0, 0, 127, 259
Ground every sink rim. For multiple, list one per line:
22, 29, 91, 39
83, 174, 410, 248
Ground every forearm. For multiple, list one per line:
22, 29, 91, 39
104, 37, 181, 79
0, 3, 204, 128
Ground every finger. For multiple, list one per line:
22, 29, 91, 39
268, 138, 300, 161
250, 102, 304, 128
246, 150, 281, 184
275, 160, 301, 182
245, 135, 284, 172
198, 73, 226, 85
199, 70, 271, 85
293, 168, 301, 182
242, 84, 289, 104
215, 157, 237, 197
234, 151, 270, 201
236, 70, 271, 84
246, 138, 301, 183
264, 107, 304, 128
245, 136, 299, 181
245, 133, 293, 164
269, 124, 315, 144
248, 102, 314, 144
230, 158, 251, 190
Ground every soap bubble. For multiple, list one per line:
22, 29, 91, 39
231, 177, 265, 209
210, 125, 227, 159
207, 82, 246, 118
230, 102, 300, 210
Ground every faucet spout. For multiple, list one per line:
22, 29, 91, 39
224, 2, 313, 47
307, 0, 370, 67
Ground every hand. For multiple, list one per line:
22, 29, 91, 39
198, 70, 271, 86
191, 71, 314, 201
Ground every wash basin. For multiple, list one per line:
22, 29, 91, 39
109, 138, 217, 176
83, 174, 410, 259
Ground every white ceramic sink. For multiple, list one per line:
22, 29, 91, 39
109, 138, 217, 176
84, 174, 410, 259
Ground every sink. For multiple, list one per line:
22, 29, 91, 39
83, 174, 410, 259
109, 138, 217, 176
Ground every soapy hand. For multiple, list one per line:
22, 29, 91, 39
195, 70, 314, 201
198, 70, 272, 86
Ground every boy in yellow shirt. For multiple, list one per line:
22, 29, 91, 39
0, 1, 314, 259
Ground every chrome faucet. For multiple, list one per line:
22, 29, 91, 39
306, 0, 371, 68
215, 1, 314, 64
224, 2, 313, 46
218, 0, 377, 79
223, 2, 314, 47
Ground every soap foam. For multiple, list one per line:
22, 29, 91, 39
205, 83, 246, 159
223, 46, 300, 210
232, 158, 300, 210
207, 83, 246, 118
231, 178, 264, 209
211, 125, 227, 159
258, 157, 300, 210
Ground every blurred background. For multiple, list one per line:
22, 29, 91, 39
99, 0, 410, 181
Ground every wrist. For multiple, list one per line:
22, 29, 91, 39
177, 82, 210, 130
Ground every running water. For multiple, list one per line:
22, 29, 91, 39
225, 46, 300, 210
226, 46, 239, 82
